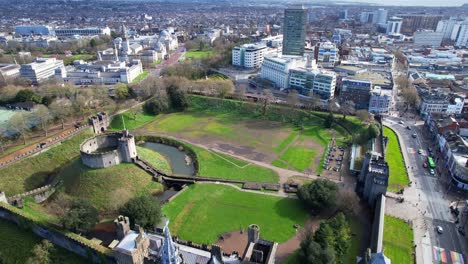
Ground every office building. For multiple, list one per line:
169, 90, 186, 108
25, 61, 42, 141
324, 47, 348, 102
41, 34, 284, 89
387, 17, 403, 36
368, 86, 392, 114
20, 58, 64, 84
339, 10, 348, 20
289, 68, 336, 99
360, 12, 375, 24
317, 42, 339, 68
232, 43, 267, 68
0, 64, 21, 83
414, 30, 444, 47
54, 27, 111, 37
282, 5, 307, 56
419, 89, 465, 115
15, 25, 53, 36
455, 21, 468, 47
397, 14, 442, 35
436, 17, 466, 40
340, 78, 373, 109
55, 59, 143, 85
260, 56, 295, 89
375, 9, 388, 24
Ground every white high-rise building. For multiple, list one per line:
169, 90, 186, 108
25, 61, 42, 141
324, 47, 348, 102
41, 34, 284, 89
375, 9, 388, 24
414, 30, 444, 47
455, 21, 468, 47
232, 43, 267, 68
20, 57, 65, 84
260, 56, 296, 89
387, 17, 403, 36
436, 17, 465, 40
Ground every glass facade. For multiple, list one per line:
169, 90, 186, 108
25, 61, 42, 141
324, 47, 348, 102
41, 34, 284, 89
282, 6, 307, 56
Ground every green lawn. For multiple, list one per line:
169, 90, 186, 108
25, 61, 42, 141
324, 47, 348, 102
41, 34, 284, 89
109, 110, 157, 131
0, 219, 86, 264
60, 160, 163, 212
383, 215, 414, 264
136, 146, 172, 175
184, 50, 214, 59
131, 70, 149, 83
191, 145, 279, 183
383, 127, 409, 192
275, 146, 317, 172
0, 129, 94, 196
163, 184, 308, 244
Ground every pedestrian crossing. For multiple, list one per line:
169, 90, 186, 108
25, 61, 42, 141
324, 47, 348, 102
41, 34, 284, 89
433, 246, 465, 264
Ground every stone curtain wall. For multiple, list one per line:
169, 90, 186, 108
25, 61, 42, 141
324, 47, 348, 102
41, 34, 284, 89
0, 203, 115, 264
80, 133, 122, 168
0, 125, 90, 169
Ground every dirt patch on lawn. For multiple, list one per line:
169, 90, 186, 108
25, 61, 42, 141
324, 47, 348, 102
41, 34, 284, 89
215, 230, 248, 254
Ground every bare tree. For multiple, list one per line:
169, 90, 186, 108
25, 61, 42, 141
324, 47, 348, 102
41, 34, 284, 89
287, 89, 300, 107
235, 83, 247, 100
355, 109, 371, 123
31, 105, 52, 137
259, 89, 274, 116
341, 100, 356, 119
49, 99, 72, 130
307, 91, 322, 110
8, 112, 30, 145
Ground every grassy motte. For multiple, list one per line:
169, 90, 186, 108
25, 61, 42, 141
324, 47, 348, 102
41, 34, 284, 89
163, 184, 308, 244
383, 127, 409, 192
383, 215, 414, 264
136, 146, 172, 175
0, 129, 94, 196
109, 110, 157, 131
60, 159, 163, 211
0, 219, 86, 264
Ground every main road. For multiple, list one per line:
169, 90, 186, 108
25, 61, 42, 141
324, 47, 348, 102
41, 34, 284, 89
384, 116, 467, 264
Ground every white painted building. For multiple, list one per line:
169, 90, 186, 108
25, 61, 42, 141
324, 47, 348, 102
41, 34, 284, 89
387, 17, 403, 36
232, 43, 267, 68
413, 30, 444, 47
20, 57, 65, 84
419, 90, 465, 115
455, 21, 468, 47
436, 17, 466, 40
54, 27, 111, 37
317, 42, 339, 68
260, 56, 295, 89
55, 59, 143, 85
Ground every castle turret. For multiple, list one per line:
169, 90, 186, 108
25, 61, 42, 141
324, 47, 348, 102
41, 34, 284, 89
118, 130, 137, 162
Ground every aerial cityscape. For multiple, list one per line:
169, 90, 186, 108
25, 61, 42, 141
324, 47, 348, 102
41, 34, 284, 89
0, 0, 467, 263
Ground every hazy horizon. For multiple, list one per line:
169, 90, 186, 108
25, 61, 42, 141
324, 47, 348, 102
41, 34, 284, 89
337, 0, 466, 7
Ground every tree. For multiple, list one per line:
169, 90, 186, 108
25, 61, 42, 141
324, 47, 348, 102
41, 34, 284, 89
368, 123, 380, 139
298, 235, 335, 264
259, 89, 274, 116
307, 92, 322, 110
89, 39, 97, 48
323, 112, 334, 129
15, 89, 42, 103
167, 85, 189, 111
49, 99, 72, 129
356, 109, 371, 123
61, 199, 98, 233
8, 112, 30, 145
26, 240, 54, 264
235, 83, 247, 100
31, 105, 52, 137
144, 94, 169, 115
341, 100, 355, 119
287, 89, 299, 107
115, 83, 130, 100
119, 195, 162, 231
315, 213, 351, 263
297, 179, 338, 213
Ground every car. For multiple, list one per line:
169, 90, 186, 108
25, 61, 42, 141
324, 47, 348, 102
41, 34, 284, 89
430, 169, 435, 175
418, 149, 423, 154
436, 226, 443, 234
423, 162, 428, 168
399, 120, 405, 124
406, 126, 411, 130
412, 133, 417, 138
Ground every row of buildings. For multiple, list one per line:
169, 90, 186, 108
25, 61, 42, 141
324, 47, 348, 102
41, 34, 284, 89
14, 25, 111, 38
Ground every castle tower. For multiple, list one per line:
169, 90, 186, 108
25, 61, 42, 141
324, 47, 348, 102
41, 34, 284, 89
248, 224, 260, 244
118, 130, 137, 162
162, 220, 180, 264
114, 215, 131, 240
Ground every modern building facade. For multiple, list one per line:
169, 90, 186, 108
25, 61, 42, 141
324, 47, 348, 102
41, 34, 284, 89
260, 56, 294, 89
398, 14, 442, 35
414, 30, 444, 47
340, 78, 373, 109
455, 21, 468, 47
54, 27, 111, 37
20, 57, 65, 84
386, 17, 403, 36
282, 5, 307, 56
419, 90, 465, 116
436, 17, 466, 40
317, 42, 339, 68
15, 25, 53, 36
232, 43, 267, 68
289, 68, 336, 99
368, 86, 392, 114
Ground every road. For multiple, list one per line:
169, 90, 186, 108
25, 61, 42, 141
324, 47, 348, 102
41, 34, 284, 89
385, 116, 468, 264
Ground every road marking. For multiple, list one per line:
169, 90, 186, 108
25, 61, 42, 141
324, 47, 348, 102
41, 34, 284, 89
450, 251, 465, 264
434, 246, 448, 263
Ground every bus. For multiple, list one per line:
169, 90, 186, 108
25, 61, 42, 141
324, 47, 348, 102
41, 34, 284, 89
427, 157, 436, 169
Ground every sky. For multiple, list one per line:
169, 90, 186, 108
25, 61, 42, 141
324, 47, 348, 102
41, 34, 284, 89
336, 0, 467, 6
